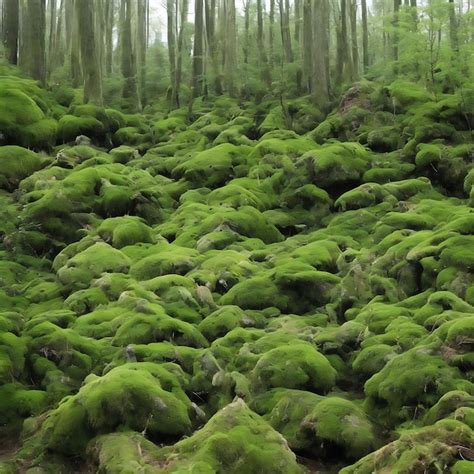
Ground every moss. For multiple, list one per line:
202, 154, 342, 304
0, 383, 48, 426
0, 332, 27, 383
251, 342, 336, 393
341, 419, 473, 474
97, 217, 155, 249
364, 346, 465, 426
130, 245, 198, 280
423, 390, 474, 425
301, 397, 377, 460
367, 126, 400, 152
55, 242, 131, 290
155, 398, 304, 473
198, 306, 266, 341
40, 363, 193, 456
0, 146, 44, 191
299, 142, 371, 190
57, 115, 106, 143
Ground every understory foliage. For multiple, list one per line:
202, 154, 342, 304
0, 62, 472, 472
0, 0, 473, 472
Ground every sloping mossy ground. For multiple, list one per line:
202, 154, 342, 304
0, 75, 473, 473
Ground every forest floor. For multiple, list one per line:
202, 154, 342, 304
0, 72, 473, 473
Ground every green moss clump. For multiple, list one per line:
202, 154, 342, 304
364, 346, 466, 426
0, 146, 44, 191
40, 363, 193, 456
97, 217, 155, 248
252, 342, 336, 393
155, 398, 304, 473
57, 115, 106, 143
55, 242, 131, 290
341, 419, 473, 474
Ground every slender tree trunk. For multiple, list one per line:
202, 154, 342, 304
167, 0, 177, 108
336, 0, 350, 84
302, 0, 312, 93
69, 0, 82, 87
269, 0, 275, 68
3, 0, 19, 64
257, 0, 271, 85
23, 0, 46, 85
312, 0, 329, 105
361, 0, 369, 71
243, 0, 249, 64
47, 0, 56, 74
76, 0, 103, 104
192, 0, 205, 98
279, 0, 293, 63
175, 0, 188, 105
448, 0, 458, 54
205, 0, 220, 94
137, 0, 147, 105
350, 0, 359, 80
105, 0, 114, 76
294, 0, 301, 43
223, 0, 236, 95
392, 0, 400, 69
121, 0, 139, 109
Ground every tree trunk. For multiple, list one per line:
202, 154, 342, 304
350, 0, 359, 80
223, 0, 236, 95
23, 0, 46, 85
302, 0, 312, 93
48, 0, 56, 73
137, 0, 147, 105
269, 0, 275, 68
192, 0, 205, 98
448, 0, 458, 54
257, 0, 271, 85
294, 0, 301, 43
76, 0, 103, 104
121, 0, 140, 109
3, 0, 19, 64
69, 0, 82, 87
167, 0, 177, 108
105, 0, 114, 76
205, 0, 221, 94
361, 0, 369, 71
175, 0, 189, 104
392, 0, 400, 68
279, 0, 293, 63
336, 0, 350, 84
312, 0, 329, 104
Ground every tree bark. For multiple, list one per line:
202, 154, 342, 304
3, 0, 19, 64
76, 0, 103, 104
312, 0, 329, 104
350, 0, 359, 80
23, 0, 46, 85
192, 0, 205, 98
448, 0, 458, 54
361, 0, 369, 71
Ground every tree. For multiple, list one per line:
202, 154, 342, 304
75, 0, 103, 104
191, 0, 205, 98
361, 0, 369, 70
448, 0, 458, 54
312, 0, 329, 104
120, 0, 140, 109
223, 0, 237, 95
23, 0, 46, 85
3, 0, 19, 65
350, 0, 359, 80
257, 0, 271, 85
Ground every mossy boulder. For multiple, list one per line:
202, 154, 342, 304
0, 146, 44, 191
40, 363, 193, 456
154, 398, 304, 473
252, 343, 336, 393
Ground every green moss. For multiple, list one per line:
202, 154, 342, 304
55, 242, 131, 290
341, 419, 473, 474
367, 126, 400, 152
302, 397, 377, 459
364, 346, 465, 426
40, 363, 193, 456
0, 146, 43, 191
155, 398, 304, 473
57, 115, 106, 143
252, 342, 336, 393
97, 217, 155, 248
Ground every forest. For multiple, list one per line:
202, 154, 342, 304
0, 0, 473, 472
